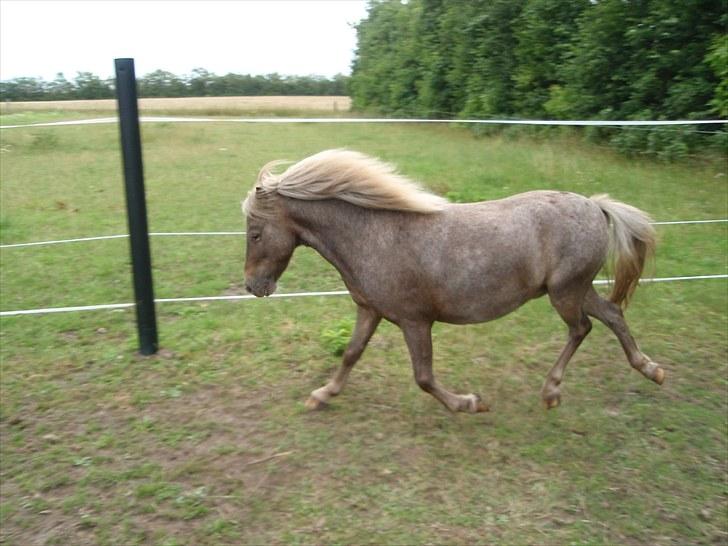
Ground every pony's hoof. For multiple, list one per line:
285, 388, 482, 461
653, 367, 665, 385
544, 395, 560, 410
304, 396, 328, 411
474, 395, 490, 413
460, 394, 490, 413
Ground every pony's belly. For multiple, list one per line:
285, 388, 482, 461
435, 287, 546, 325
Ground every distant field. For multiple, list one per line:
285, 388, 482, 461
0, 95, 351, 116
0, 118, 726, 545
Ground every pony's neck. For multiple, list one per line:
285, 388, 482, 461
282, 198, 379, 288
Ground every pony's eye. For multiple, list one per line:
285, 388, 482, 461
251, 233, 261, 242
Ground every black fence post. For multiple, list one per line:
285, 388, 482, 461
114, 58, 158, 355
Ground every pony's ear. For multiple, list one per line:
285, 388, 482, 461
256, 159, 291, 186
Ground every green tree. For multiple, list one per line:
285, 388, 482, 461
560, 0, 724, 120
188, 68, 215, 96
512, 0, 589, 117
416, 0, 476, 117
46, 73, 75, 100
350, 0, 422, 114
0, 69, 348, 101
139, 70, 187, 97
706, 34, 728, 117
73, 72, 113, 99
0, 77, 45, 101
460, 0, 526, 118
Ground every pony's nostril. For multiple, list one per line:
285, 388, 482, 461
244, 284, 252, 294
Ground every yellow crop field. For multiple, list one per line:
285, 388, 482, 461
0, 95, 351, 115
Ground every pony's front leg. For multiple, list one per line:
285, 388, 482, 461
401, 321, 489, 414
305, 306, 381, 410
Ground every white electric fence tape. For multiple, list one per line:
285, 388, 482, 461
1, 116, 725, 130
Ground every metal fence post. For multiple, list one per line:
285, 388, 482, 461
114, 58, 158, 355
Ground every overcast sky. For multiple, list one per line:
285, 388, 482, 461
0, 0, 369, 81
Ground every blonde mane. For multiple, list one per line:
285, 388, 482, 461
242, 149, 448, 219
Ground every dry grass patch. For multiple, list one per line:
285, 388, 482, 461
0, 96, 351, 116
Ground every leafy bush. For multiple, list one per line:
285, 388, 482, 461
350, 0, 726, 158
320, 319, 354, 357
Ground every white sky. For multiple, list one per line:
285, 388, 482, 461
0, 0, 369, 81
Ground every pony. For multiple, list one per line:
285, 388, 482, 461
242, 149, 664, 413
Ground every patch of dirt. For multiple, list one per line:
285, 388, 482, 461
0, 381, 298, 545
222, 282, 246, 296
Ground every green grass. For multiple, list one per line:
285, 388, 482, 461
1, 113, 726, 545
0, 110, 115, 127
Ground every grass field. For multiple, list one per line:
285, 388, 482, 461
0, 114, 726, 545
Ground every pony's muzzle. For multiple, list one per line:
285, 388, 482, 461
245, 277, 276, 298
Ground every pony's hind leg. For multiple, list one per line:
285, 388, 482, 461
305, 305, 381, 410
583, 288, 665, 385
401, 321, 489, 414
542, 286, 593, 409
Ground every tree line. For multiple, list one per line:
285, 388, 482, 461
350, 0, 727, 157
0, 69, 349, 101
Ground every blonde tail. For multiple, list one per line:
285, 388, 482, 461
591, 195, 656, 308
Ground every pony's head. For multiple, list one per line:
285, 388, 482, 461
241, 161, 297, 297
